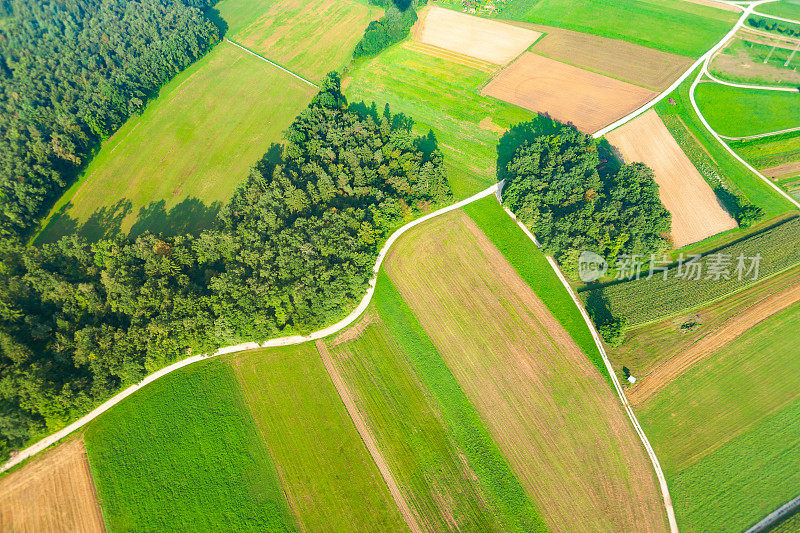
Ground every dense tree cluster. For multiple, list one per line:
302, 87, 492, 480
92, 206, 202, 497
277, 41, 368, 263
0, 0, 220, 239
748, 15, 800, 37
0, 74, 451, 459
501, 127, 671, 274
353, 5, 417, 58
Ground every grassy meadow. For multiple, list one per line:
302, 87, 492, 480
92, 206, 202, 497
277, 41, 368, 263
345, 44, 539, 199
372, 271, 546, 533
759, 0, 800, 20
325, 316, 505, 531
231, 0, 381, 83
84, 359, 296, 532
636, 301, 800, 530
695, 83, 800, 138
231, 344, 407, 532
37, 43, 316, 243
498, 0, 738, 57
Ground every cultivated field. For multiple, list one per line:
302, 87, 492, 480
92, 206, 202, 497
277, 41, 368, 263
345, 45, 538, 198
695, 82, 800, 138
759, 0, 800, 20
606, 109, 738, 247
385, 210, 667, 532
84, 359, 295, 531
482, 53, 657, 134
582, 216, 800, 327
710, 34, 800, 87
325, 314, 506, 531
527, 24, 692, 90
231, 0, 381, 83
0, 439, 104, 533
498, 0, 739, 57
232, 345, 407, 532
38, 43, 316, 243
637, 300, 800, 530
413, 6, 540, 65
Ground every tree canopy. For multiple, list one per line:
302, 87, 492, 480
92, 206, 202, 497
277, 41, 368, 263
500, 126, 671, 273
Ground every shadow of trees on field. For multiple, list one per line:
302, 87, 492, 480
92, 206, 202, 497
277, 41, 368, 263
36, 197, 222, 245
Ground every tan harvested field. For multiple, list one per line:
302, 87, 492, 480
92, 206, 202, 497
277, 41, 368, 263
385, 210, 667, 532
606, 109, 738, 247
413, 6, 540, 65
402, 41, 497, 73
0, 439, 104, 533
528, 25, 692, 90
482, 53, 657, 134
629, 280, 800, 405
764, 161, 800, 178
682, 0, 741, 12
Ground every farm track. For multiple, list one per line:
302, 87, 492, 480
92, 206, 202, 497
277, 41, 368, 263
629, 281, 800, 405
316, 340, 422, 533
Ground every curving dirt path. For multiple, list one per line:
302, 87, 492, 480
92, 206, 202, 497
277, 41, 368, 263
629, 281, 800, 405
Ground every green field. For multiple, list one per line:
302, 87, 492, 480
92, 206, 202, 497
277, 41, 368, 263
637, 301, 800, 531
232, 344, 407, 532
583, 217, 800, 328
84, 359, 296, 532
372, 271, 546, 532
759, 0, 800, 21
327, 317, 504, 531
230, 0, 381, 83
695, 82, 800, 138
772, 511, 800, 532
710, 37, 800, 87
37, 43, 316, 243
345, 44, 538, 199
732, 131, 800, 169
498, 0, 738, 57
462, 196, 608, 381
655, 67, 794, 218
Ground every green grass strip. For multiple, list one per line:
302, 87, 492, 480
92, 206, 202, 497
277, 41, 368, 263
84, 359, 295, 533
462, 196, 610, 384
373, 270, 548, 533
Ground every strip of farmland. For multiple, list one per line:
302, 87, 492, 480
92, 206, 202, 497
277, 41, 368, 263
385, 210, 668, 532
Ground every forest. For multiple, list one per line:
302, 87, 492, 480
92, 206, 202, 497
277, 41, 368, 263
500, 127, 672, 274
0, 73, 452, 459
0, 0, 220, 239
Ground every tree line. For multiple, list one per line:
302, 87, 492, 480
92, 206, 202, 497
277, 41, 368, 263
0, 0, 220, 240
0, 73, 452, 460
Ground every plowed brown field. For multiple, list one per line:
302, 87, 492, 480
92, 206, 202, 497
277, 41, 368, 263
0, 439, 104, 533
482, 53, 657, 133
385, 210, 668, 532
606, 109, 738, 247
413, 6, 540, 65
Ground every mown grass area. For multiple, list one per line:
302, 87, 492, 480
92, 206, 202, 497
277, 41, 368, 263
36, 43, 316, 243
345, 44, 538, 199
498, 0, 738, 57
84, 359, 296, 532
462, 195, 609, 382
637, 300, 800, 531
655, 66, 794, 218
232, 344, 407, 532
583, 216, 800, 328
327, 318, 504, 532
372, 270, 547, 533
231, 0, 381, 83
732, 131, 800, 170
759, 0, 800, 21
710, 38, 800, 87
695, 82, 800, 137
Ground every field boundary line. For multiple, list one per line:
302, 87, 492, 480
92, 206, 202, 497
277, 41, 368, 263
751, 9, 800, 25
745, 494, 800, 532
316, 340, 422, 533
1, 184, 500, 474
594, 0, 773, 138
223, 38, 318, 88
704, 69, 800, 93
719, 125, 800, 140
495, 193, 679, 533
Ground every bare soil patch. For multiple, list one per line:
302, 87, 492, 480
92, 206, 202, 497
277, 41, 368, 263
764, 160, 800, 178
385, 210, 667, 532
413, 6, 540, 65
482, 53, 657, 133
606, 109, 738, 247
0, 439, 105, 533
629, 281, 800, 405
528, 25, 692, 90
